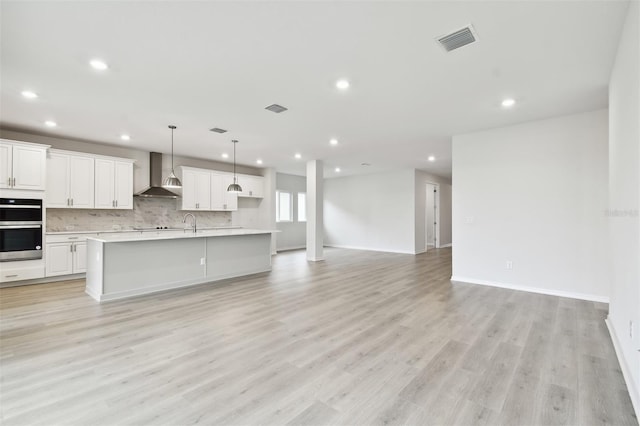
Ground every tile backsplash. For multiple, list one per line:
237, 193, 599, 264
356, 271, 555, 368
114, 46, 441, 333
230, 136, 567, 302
46, 197, 231, 232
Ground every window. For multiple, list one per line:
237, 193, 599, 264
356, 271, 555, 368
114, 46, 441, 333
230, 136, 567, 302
297, 193, 306, 222
276, 191, 292, 222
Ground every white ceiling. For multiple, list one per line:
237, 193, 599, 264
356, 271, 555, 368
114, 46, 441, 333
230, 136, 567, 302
0, 1, 629, 179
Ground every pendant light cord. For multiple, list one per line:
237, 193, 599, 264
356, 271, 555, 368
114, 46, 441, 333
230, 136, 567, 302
169, 125, 176, 172
233, 140, 237, 183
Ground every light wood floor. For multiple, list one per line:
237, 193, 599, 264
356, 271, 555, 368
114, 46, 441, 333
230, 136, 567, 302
0, 248, 637, 426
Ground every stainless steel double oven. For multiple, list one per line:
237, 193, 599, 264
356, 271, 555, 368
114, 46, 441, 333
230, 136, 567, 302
0, 198, 43, 261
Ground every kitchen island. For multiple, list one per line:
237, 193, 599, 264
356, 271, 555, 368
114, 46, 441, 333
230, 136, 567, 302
85, 229, 275, 301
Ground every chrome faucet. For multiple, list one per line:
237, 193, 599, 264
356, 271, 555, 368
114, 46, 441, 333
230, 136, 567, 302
182, 213, 196, 233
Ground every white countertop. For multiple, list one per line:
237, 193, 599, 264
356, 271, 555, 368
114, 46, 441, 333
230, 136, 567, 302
46, 226, 241, 235
88, 228, 278, 243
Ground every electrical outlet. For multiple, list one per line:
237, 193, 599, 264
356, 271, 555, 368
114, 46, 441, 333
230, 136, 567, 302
465, 216, 475, 224
200, 258, 205, 266
506, 261, 513, 270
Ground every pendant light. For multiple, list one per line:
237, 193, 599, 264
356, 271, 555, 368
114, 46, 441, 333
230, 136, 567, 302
227, 139, 243, 193
163, 125, 182, 188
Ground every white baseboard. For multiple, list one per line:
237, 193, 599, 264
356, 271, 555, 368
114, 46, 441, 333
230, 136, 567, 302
276, 245, 305, 252
324, 243, 416, 255
439, 243, 452, 248
0, 273, 85, 288
606, 318, 640, 419
450, 276, 610, 303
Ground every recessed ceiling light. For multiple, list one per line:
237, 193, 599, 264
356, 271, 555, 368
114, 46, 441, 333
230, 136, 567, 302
21, 90, 38, 99
335, 167, 341, 172
44, 120, 57, 127
330, 138, 339, 146
336, 79, 350, 90
428, 156, 436, 162
120, 134, 130, 141
501, 98, 516, 108
295, 153, 302, 159
256, 159, 263, 165
90, 59, 108, 70
221, 153, 229, 159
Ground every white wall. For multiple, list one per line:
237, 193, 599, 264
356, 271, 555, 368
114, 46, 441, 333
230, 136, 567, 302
415, 170, 452, 252
276, 173, 307, 251
607, 0, 640, 415
324, 170, 417, 254
452, 109, 609, 302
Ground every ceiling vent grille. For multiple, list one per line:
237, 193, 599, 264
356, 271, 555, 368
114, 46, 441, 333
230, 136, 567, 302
265, 104, 288, 113
210, 127, 227, 133
437, 25, 478, 52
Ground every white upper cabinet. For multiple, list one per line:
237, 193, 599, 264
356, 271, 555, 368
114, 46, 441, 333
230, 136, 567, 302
0, 140, 48, 191
237, 175, 264, 198
211, 172, 238, 211
95, 158, 134, 209
180, 167, 211, 210
177, 167, 263, 211
46, 151, 94, 208
114, 160, 133, 209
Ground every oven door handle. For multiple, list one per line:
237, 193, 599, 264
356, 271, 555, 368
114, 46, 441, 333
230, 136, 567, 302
0, 205, 42, 209
0, 221, 43, 227
0, 224, 42, 229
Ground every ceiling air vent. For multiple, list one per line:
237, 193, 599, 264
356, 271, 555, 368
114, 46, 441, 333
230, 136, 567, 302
210, 127, 227, 133
265, 104, 288, 113
437, 25, 478, 52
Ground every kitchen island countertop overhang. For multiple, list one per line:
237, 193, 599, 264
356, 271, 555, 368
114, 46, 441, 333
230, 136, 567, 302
85, 229, 279, 301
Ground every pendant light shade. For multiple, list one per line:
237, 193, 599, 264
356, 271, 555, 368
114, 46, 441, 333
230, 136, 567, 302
163, 125, 182, 188
227, 140, 243, 193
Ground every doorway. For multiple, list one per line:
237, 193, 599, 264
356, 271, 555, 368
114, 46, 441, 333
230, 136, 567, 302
426, 183, 440, 251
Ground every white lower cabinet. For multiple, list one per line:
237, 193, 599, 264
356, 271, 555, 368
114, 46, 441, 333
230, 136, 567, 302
45, 234, 96, 277
0, 259, 45, 283
45, 243, 74, 276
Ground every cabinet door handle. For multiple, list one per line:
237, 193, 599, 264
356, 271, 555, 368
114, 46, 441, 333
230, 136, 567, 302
67, 198, 70, 206
112, 200, 115, 207
12, 177, 16, 186
70, 244, 73, 252
7, 178, 11, 187
115, 200, 118, 207
5, 274, 18, 278
70, 198, 74, 206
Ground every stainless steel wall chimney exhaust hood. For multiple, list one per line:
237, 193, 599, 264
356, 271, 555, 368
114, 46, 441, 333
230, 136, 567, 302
135, 152, 180, 198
